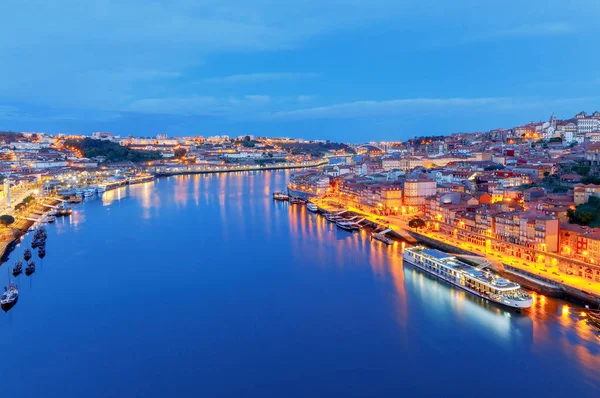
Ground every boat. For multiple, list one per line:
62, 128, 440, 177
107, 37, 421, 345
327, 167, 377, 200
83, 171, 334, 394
306, 202, 319, 212
67, 196, 83, 204
45, 215, 56, 224
23, 248, 32, 261
336, 220, 358, 231
31, 227, 47, 248
372, 232, 393, 245
56, 207, 72, 216
96, 185, 107, 193
272, 192, 289, 201
1, 283, 18, 312
403, 246, 533, 309
83, 188, 95, 197
12, 260, 23, 277
289, 197, 304, 205
38, 247, 46, 259
589, 314, 600, 329
25, 261, 36, 276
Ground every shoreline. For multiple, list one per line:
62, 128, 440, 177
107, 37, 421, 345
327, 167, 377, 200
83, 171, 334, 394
311, 198, 600, 307
0, 197, 61, 265
151, 160, 328, 177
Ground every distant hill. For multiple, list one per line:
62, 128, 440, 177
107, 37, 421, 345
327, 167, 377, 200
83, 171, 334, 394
64, 138, 162, 163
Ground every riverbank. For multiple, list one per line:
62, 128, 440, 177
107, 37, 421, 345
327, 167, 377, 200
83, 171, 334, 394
311, 197, 600, 306
150, 160, 328, 177
0, 197, 61, 263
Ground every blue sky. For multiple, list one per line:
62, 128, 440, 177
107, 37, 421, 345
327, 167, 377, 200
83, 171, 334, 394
1, 0, 600, 142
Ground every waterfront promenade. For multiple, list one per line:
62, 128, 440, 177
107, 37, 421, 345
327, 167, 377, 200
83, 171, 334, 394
3, 170, 599, 397
149, 159, 328, 176
313, 197, 600, 303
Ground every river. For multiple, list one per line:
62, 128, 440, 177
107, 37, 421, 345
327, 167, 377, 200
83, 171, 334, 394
1, 170, 599, 397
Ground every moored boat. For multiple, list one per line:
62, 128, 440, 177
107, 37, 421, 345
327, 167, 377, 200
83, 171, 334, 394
1, 283, 18, 311
12, 260, 23, 277
25, 261, 36, 276
56, 207, 72, 216
289, 197, 304, 204
306, 202, 318, 212
336, 220, 358, 231
23, 248, 32, 261
372, 232, 393, 245
403, 246, 533, 309
272, 192, 289, 201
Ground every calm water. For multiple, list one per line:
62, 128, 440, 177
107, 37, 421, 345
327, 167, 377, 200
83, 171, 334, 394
1, 171, 599, 398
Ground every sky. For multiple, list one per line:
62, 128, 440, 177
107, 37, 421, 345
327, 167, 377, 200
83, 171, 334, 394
1, 0, 600, 142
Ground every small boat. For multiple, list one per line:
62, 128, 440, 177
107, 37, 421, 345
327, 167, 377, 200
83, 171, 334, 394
25, 261, 36, 276
83, 189, 95, 197
372, 232, 393, 245
1, 282, 18, 311
56, 207, 72, 216
12, 260, 23, 277
31, 227, 47, 249
336, 220, 358, 231
588, 313, 600, 329
289, 197, 304, 204
272, 192, 289, 201
23, 248, 32, 261
96, 185, 107, 193
45, 215, 56, 224
306, 202, 318, 212
38, 247, 46, 259
74, 189, 83, 197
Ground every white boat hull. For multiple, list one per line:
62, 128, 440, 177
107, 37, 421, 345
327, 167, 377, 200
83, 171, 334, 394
402, 256, 533, 309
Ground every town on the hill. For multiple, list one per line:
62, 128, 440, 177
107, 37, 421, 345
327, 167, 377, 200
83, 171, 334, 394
1, 111, 600, 300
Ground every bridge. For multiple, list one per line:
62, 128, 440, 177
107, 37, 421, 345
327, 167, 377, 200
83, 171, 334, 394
355, 144, 386, 152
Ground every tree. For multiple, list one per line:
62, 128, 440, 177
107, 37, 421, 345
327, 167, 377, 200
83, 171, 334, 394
174, 148, 187, 159
578, 211, 595, 225
408, 218, 426, 231
484, 164, 504, 171
0, 214, 15, 226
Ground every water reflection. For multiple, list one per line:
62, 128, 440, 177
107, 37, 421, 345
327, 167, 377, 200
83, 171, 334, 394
285, 195, 600, 376
2, 170, 599, 397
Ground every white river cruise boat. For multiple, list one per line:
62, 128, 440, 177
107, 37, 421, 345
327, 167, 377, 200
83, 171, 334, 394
403, 246, 533, 309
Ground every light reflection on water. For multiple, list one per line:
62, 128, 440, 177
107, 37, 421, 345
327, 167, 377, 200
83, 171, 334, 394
90, 173, 600, 377
3, 170, 598, 397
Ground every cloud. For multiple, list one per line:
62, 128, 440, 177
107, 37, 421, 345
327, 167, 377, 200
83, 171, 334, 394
243, 95, 271, 103
203, 72, 320, 84
461, 23, 575, 44
268, 97, 502, 120
128, 94, 272, 115
128, 96, 217, 114
266, 96, 600, 120
297, 95, 316, 103
0, 106, 20, 120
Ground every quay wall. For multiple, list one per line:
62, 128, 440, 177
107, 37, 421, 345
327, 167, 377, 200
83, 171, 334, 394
408, 230, 600, 306
154, 161, 328, 177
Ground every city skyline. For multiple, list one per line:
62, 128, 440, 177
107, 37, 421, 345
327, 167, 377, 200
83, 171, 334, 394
2, 1, 600, 140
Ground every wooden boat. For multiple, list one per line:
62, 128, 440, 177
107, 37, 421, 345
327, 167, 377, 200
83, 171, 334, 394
12, 260, 23, 277
272, 192, 289, 201
372, 232, 393, 245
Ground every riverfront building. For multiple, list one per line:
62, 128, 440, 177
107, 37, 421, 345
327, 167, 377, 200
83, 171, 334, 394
574, 183, 600, 205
